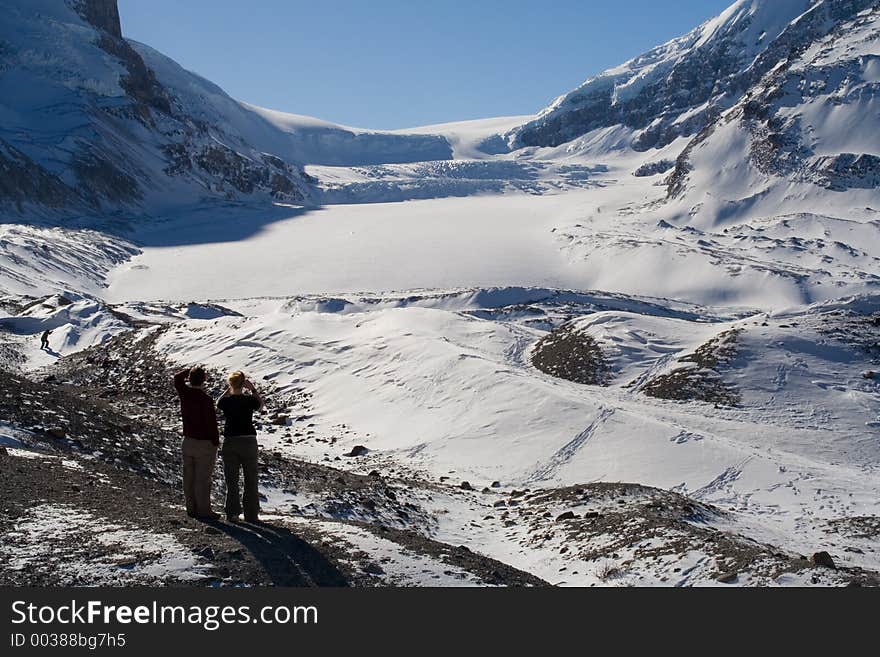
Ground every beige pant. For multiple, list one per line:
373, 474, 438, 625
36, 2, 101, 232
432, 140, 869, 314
182, 437, 218, 517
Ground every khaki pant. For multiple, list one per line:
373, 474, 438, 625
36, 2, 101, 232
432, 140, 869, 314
181, 437, 218, 517
221, 436, 260, 520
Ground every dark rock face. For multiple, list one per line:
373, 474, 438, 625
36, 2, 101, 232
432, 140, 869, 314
164, 143, 306, 202
72, 0, 172, 118
812, 153, 880, 191
0, 140, 79, 210
95, 34, 172, 117
633, 159, 675, 178
74, 0, 122, 39
73, 151, 142, 205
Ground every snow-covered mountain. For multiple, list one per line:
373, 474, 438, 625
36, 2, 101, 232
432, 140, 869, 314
666, 0, 880, 226
0, 0, 456, 221
2, 0, 880, 588
4, 0, 877, 227
511, 0, 867, 151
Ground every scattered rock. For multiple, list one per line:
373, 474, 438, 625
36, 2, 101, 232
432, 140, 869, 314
716, 572, 738, 584
345, 445, 368, 457
556, 511, 577, 522
460, 481, 473, 490
491, 481, 501, 488
195, 547, 215, 560
863, 370, 876, 380
362, 562, 384, 575
811, 551, 836, 569
46, 427, 66, 439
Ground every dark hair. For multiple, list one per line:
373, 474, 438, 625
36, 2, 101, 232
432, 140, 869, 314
188, 367, 207, 387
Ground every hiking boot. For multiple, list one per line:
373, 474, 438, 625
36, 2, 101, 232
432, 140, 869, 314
197, 512, 221, 521
226, 514, 241, 523
244, 516, 260, 524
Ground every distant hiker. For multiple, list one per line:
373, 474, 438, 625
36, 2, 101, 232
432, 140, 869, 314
217, 371, 263, 523
39, 329, 52, 350
173, 366, 220, 520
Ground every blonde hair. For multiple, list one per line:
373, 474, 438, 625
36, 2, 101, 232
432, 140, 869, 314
228, 371, 246, 390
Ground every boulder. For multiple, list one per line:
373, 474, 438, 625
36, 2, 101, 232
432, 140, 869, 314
811, 551, 836, 569
362, 562, 385, 575
345, 445, 368, 457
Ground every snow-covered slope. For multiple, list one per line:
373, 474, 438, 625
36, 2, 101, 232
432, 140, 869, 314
4, 287, 877, 586
509, 0, 865, 152
666, 1, 880, 227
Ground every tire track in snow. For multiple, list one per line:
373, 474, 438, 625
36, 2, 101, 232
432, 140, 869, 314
690, 457, 753, 501
526, 407, 615, 484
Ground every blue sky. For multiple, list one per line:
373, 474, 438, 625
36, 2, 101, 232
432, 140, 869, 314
118, 0, 734, 129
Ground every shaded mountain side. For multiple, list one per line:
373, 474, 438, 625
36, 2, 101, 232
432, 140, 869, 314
0, 0, 461, 221
0, 0, 313, 219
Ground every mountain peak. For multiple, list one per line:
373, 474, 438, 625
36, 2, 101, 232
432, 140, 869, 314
73, 0, 122, 39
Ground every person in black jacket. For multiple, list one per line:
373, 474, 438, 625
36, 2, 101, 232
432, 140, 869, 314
217, 371, 263, 523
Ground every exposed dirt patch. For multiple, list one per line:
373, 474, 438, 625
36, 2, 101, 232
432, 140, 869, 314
531, 323, 611, 385
641, 329, 742, 406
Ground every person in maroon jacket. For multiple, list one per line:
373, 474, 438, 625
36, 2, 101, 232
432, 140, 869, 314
173, 366, 220, 520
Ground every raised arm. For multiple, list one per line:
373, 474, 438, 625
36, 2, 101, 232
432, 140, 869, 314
173, 368, 191, 395
243, 379, 263, 411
